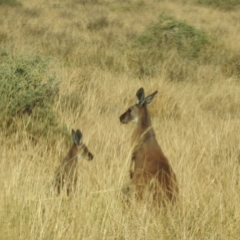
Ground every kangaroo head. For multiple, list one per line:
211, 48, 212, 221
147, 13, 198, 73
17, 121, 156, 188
72, 129, 94, 161
119, 88, 158, 124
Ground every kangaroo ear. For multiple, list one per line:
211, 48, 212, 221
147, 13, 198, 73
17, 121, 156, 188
75, 129, 83, 144
136, 87, 145, 107
72, 129, 82, 145
145, 90, 158, 105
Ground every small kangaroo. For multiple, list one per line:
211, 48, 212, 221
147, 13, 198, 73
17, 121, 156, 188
54, 129, 94, 196
119, 88, 178, 204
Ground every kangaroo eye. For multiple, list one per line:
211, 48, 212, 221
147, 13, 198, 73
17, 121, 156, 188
128, 108, 131, 113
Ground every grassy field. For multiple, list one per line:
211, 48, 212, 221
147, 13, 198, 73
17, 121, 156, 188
0, 0, 240, 239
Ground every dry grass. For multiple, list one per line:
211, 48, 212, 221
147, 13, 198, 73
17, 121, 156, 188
1, 0, 240, 239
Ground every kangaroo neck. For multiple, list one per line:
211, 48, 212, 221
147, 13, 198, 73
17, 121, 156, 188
137, 105, 152, 129
132, 106, 155, 142
67, 144, 78, 161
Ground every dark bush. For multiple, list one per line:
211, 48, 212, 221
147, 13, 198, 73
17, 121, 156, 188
0, 55, 67, 141
196, 0, 240, 11
135, 14, 210, 60
87, 16, 109, 31
126, 14, 220, 78
0, 0, 21, 7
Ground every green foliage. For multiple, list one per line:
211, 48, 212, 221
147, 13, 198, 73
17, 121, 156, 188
196, 0, 240, 10
0, 55, 67, 141
136, 14, 210, 60
0, 0, 21, 7
127, 14, 218, 79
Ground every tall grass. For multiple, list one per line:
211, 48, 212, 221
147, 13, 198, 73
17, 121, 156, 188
0, 0, 240, 239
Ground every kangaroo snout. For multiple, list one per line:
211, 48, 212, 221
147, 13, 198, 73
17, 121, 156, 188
119, 115, 124, 123
119, 112, 127, 123
87, 152, 94, 161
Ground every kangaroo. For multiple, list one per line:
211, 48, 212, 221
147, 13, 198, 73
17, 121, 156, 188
119, 88, 178, 204
54, 129, 94, 196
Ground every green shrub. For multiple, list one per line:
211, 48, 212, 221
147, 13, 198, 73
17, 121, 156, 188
196, 0, 240, 11
135, 14, 210, 60
0, 0, 21, 7
126, 14, 219, 78
0, 55, 67, 141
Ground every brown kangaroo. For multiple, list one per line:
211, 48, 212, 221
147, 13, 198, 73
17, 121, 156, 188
54, 129, 94, 196
119, 88, 178, 204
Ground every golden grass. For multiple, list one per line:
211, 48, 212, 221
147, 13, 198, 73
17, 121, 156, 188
1, 0, 240, 239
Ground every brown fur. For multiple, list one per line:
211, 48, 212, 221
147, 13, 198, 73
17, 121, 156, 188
54, 129, 93, 196
120, 88, 178, 204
